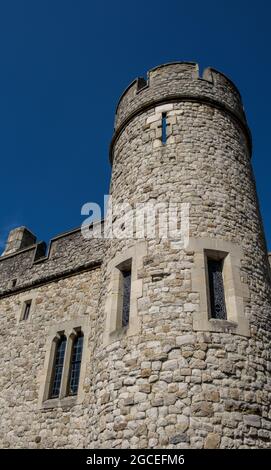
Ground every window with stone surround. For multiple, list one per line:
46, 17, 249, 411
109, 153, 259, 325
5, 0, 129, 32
42, 326, 85, 406
103, 242, 147, 345
145, 104, 174, 149
18, 295, 36, 322
189, 238, 250, 336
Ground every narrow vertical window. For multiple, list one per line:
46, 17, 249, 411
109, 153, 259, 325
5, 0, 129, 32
50, 335, 67, 398
22, 300, 32, 320
162, 112, 167, 144
122, 269, 132, 327
116, 259, 132, 328
68, 332, 84, 396
207, 258, 227, 320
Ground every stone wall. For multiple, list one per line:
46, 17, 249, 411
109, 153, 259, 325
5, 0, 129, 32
0, 268, 101, 448
0, 225, 105, 448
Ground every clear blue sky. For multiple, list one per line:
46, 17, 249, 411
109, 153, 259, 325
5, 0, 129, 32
0, 0, 270, 250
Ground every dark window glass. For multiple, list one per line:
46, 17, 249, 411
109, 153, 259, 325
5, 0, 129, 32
207, 258, 227, 320
162, 112, 167, 144
50, 335, 66, 398
68, 333, 84, 396
122, 269, 131, 327
22, 300, 31, 320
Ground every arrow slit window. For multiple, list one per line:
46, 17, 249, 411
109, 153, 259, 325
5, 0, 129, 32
162, 112, 167, 144
118, 261, 132, 328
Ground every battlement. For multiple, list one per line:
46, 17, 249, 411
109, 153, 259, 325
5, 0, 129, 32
1, 226, 37, 256
0, 224, 105, 297
111, 62, 250, 162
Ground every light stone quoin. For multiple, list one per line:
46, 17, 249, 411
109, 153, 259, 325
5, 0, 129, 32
0, 61, 271, 449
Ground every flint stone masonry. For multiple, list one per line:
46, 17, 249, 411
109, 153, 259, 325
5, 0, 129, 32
0, 62, 271, 449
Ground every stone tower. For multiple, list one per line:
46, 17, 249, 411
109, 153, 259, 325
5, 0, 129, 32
92, 62, 271, 448
0, 62, 270, 449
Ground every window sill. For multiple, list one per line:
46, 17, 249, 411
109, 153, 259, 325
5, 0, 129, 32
193, 314, 250, 337
109, 325, 129, 341
208, 318, 238, 332
41, 395, 77, 410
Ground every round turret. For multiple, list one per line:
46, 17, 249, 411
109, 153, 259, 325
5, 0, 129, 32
91, 62, 271, 449
110, 62, 251, 162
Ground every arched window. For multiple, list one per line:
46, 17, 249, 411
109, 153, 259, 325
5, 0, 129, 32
49, 334, 67, 399
68, 331, 84, 396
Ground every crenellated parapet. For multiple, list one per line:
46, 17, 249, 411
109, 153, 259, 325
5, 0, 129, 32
0, 225, 105, 297
111, 62, 251, 162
